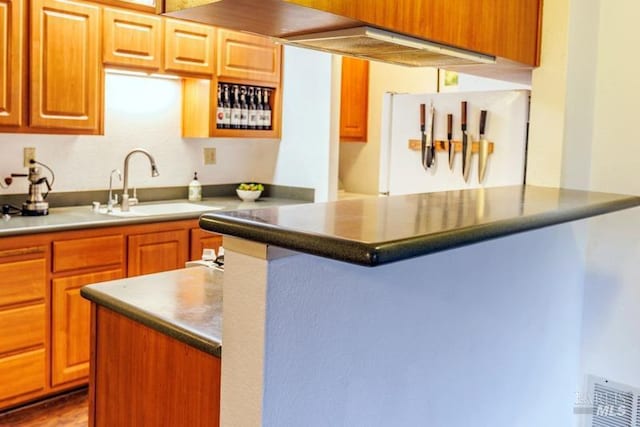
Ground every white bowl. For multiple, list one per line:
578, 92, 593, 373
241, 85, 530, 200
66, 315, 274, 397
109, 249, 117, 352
236, 189, 262, 201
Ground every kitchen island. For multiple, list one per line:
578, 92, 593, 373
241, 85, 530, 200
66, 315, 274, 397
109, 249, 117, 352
198, 185, 640, 427
81, 185, 640, 427
81, 267, 222, 427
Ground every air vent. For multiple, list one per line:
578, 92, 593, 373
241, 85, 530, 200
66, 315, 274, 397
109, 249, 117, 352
582, 376, 640, 427
284, 26, 496, 67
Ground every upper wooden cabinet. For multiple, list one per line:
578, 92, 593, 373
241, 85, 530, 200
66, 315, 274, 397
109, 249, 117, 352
285, 0, 542, 66
91, 0, 161, 14
103, 8, 162, 72
340, 57, 369, 142
30, 0, 103, 132
0, 0, 23, 127
217, 29, 282, 84
164, 19, 215, 77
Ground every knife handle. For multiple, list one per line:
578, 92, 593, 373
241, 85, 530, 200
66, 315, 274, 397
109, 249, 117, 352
420, 104, 425, 130
479, 110, 487, 135
447, 114, 453, 139
461, 102, 467, 130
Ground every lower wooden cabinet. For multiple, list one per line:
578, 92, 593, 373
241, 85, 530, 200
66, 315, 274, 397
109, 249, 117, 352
0, 243, 48, 409
128, 228, 189, 276
52, 269, 124, 386
190, 227, 223, 260
91, 306, 221, 427
0, 218, 221, 411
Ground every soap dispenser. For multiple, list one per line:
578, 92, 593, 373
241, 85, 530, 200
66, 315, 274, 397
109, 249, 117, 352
188, 172, 202, 202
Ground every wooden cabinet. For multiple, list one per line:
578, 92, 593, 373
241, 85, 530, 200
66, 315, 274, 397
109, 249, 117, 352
52, 269, 123, 387
190, 228, 223, 261
217, 29, 281, 84
0, 219, 220, 410
164, 18, 215, 77
286, 0, 542, 66
0, 0, 24, 127
0, 244, 48, 408
103, 8, 162, 72
91, 306, 221, 427
340, 57, 369, 142
91, 0, 161, 14
30, 0, 103, 133
128, 228, 189, 276
182, 28, 283, 139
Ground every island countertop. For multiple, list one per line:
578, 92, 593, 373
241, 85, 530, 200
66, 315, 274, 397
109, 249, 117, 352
199, 185, 640, 266
81, 266, 222, 358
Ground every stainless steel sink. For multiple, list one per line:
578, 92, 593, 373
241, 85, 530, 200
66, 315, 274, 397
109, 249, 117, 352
100, 202, 223, 217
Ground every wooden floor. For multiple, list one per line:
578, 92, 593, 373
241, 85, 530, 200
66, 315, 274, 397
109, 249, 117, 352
0, 389, 88, 427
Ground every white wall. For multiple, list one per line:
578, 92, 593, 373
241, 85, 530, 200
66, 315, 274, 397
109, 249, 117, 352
577, 0, 640, 399
339, 62, 437, 195
270, 46, 336, 202
528, 0, 640, 420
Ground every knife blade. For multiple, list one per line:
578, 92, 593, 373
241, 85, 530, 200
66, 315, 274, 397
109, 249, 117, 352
478, 110, 489, 183
447, 113, 454, 170
426, 103, 435, 168
420, 104, 427, 170
461, 101, 471, 181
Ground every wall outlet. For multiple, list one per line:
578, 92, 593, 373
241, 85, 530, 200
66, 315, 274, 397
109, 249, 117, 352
24, 147, 36, 167
204, 147, 216, 165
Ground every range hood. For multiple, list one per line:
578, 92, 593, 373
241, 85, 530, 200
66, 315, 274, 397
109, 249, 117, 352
164, 0, 496, 68
284, 27, 495, 67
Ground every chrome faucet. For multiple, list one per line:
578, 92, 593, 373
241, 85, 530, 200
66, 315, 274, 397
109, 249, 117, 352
107, 169, 122, 213
121, 149, 159, 212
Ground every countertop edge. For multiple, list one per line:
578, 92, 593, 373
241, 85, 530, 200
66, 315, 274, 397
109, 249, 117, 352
80, 286, 222, 358
200, 194, 640, 267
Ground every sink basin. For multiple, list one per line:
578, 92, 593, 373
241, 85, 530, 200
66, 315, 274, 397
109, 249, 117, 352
100, 202, 223, 217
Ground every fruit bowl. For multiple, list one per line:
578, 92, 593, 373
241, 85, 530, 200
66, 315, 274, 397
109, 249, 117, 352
236, 183, 264, 201
236, 189, 262, 202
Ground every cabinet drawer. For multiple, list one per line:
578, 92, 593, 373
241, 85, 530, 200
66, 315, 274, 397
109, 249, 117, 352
53, 235, 124, 273
0, 304, 45, 355
0, 258, 46, 307
0, 348, 45, 401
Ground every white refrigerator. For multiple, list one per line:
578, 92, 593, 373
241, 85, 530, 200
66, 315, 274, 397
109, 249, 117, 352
378, 90, 530, 196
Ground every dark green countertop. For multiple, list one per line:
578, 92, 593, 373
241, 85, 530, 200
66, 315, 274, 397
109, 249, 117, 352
81, 267, 222, 358
199, 185, 640, 266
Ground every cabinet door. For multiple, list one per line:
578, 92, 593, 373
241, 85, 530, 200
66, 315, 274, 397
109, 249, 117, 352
52, 269, 123, 386
128, 229, 189, 277
340, 57, 369, 142
189, 228, 222, 261
217, 29, 281, 84
30, 0, 102, 132
103, 8, 162, 72
0, 0, 23, 127
164, 19, 215, 77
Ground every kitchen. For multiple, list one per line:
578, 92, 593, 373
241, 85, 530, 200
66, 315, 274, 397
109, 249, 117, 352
1, 0, 640, 427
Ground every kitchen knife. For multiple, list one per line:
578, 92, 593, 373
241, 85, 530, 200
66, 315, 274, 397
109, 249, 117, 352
478, 110, 489, 183
426, 103, 435, 168
420, 104, 428, 170
447, 114, 454, 170
461, 101, 471, 181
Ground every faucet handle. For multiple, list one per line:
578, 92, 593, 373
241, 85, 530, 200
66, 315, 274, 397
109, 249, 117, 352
129, 187, 139, 206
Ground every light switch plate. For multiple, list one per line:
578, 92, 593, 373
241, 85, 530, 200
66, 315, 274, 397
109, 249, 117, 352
204, 147, 216, 165
24, 147, 36, 167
